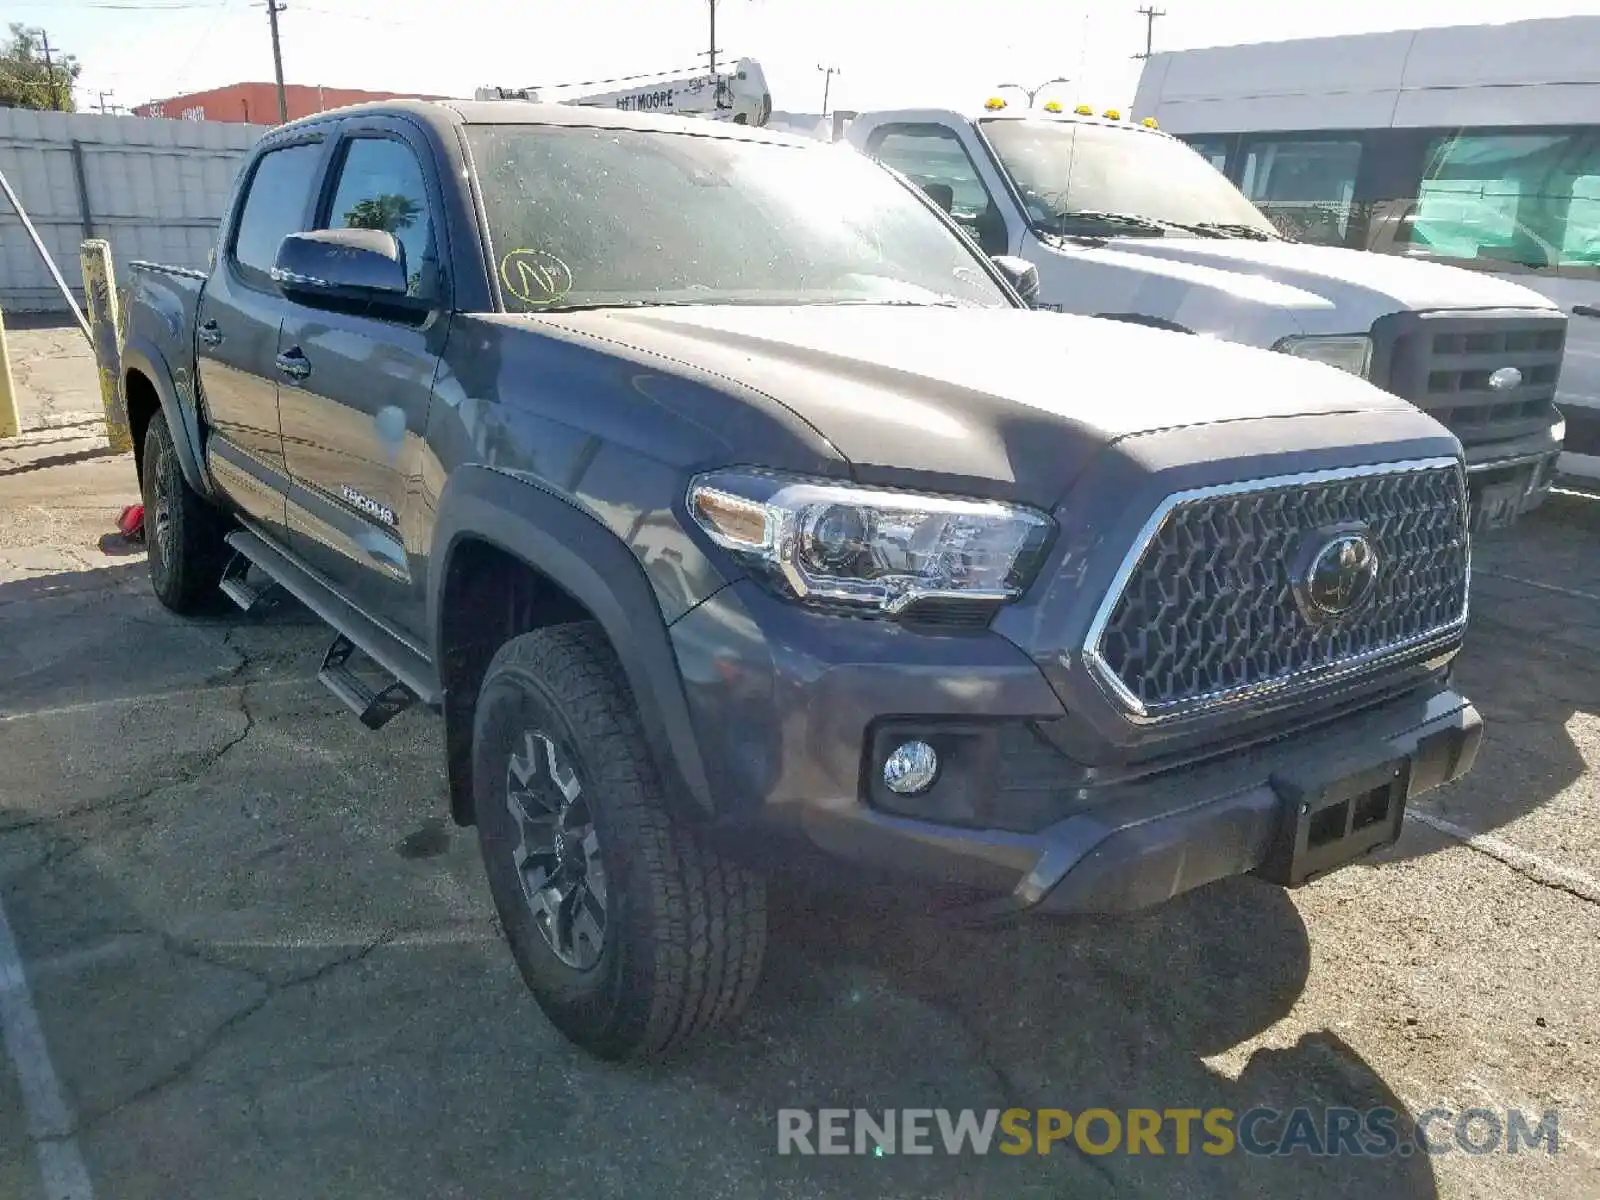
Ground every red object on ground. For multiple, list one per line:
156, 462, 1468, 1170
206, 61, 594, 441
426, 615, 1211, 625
117, 504, 145, 540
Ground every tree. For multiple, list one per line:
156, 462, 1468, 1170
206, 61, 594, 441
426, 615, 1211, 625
0, 25, 81, 112
343, 194, 420, 234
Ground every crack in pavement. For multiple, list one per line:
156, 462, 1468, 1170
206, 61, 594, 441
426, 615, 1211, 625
1409, 808, 1600, 906
48, 927, 401, 1142
0, 684, 261, 889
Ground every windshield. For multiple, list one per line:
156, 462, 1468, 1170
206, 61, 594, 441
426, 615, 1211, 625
978, 118, 1278, 238
464, 125, 1013, 311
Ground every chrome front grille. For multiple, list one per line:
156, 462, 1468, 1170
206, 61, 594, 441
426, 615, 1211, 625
1086, 460, 1469, 721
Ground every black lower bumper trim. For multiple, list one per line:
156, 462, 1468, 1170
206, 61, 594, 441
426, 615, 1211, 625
789, 686, 1482, 921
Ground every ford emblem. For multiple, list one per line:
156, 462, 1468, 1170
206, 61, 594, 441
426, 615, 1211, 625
1488, 366, 1523, 392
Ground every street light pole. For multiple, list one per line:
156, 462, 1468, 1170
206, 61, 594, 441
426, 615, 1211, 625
997, 76, 1072, 108
818, 64, 840, 116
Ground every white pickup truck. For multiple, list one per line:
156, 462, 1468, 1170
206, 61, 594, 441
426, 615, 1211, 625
843, 102, 1569, 533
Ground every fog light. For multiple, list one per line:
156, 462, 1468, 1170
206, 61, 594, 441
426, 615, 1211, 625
883, 741, 939, 795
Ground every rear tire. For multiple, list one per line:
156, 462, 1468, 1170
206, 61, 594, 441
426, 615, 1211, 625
141, 413, 229, 614
471, 622, 767, 1061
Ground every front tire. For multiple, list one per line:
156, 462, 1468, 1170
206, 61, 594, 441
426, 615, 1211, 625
140, 413, 228, 614
472, 623, 767, 1061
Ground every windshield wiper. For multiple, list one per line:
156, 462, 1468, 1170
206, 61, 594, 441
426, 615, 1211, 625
1050, 209, 1171, 237
1187, 221, 1284, 242
836, 297, 964, 308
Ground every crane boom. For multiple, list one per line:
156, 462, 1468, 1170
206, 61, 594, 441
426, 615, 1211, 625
476, 58, 772, 126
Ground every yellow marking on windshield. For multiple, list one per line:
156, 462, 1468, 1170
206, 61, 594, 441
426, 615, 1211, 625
499, 248, 574, 306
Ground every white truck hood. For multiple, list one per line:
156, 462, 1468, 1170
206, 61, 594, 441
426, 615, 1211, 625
1106, 237, 1560, 319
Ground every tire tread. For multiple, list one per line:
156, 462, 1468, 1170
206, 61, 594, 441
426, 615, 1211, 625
481, 623, 766, 1060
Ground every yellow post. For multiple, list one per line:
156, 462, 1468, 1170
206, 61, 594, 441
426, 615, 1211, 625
79, 239, 132, 454
0, 308, 18, 439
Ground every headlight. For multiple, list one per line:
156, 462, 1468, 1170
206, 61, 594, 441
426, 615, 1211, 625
1276, 334, 1373, 378
687, 470, 1054, 615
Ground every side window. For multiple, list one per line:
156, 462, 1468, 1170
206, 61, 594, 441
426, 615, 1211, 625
870, 125, 1008, 255
322, 136, 435, 297
230, 142, 324, 284
1240, 138, 1363, 245
1399, 131, 1600, 274
1182, 136, 1231, 175
1562, 172, 1600, 269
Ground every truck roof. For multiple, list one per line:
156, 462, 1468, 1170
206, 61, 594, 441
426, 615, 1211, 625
1130, 14, 1600, 134
263, 97, 813, 146
851, 105, 1171, 139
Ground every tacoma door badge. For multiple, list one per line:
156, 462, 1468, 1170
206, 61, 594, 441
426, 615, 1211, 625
341, 485, 397, 527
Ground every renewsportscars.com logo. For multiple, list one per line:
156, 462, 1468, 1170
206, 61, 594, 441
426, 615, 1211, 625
777, 1107, 1561, 1158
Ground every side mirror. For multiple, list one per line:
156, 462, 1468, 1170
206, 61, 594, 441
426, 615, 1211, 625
990, 255, 1040, 308
271, 228, 410, 305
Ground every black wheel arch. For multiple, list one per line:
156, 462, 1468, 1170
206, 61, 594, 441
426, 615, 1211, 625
428, 466, 717, 826
122, 334, 212, 498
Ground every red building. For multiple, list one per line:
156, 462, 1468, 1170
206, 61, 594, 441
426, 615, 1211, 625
132, 83, 450, 125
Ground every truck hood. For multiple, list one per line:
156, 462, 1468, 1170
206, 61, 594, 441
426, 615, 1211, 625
535, 305, 1419, 506
1104, 236, 1560, 323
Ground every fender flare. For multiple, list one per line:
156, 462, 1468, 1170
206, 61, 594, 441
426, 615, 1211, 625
1092, 312, 1194, 334
428, 465, 715, 817
122, 335, 213, 497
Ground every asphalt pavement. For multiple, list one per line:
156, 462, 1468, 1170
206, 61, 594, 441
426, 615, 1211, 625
0, 321, 1596, 1199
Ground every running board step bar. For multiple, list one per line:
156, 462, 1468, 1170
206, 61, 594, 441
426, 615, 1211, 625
219, 548, 281, 613
319, 633, 418, 729
222, 529, 443, 728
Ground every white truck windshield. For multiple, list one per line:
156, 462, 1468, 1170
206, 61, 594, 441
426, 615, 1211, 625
979, 119, 1279, 240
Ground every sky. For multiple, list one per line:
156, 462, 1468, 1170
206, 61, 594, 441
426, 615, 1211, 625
15, 0, 1600, 117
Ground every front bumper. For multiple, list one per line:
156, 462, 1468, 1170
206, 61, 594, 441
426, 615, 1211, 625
1463, 427, 1563, 525
670, 580, 1482, 917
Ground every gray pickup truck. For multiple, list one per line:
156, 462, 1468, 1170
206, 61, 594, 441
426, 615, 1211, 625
123, 100, 1482, 1062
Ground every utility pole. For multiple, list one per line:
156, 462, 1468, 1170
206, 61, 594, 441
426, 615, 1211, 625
998, 76, 1071, 108
817, 65, 840, 116
96, 89, 116, 115
36, 28, 62, 111
1132, 5, 1167, 60
707, 0, 717, 77
266, 1, 288, 123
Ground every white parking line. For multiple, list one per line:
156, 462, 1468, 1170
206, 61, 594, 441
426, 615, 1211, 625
1476, 569, 1600, 605
0, 675, 318, 725
0, 895, 94, 1200
1409, 809, 1600, 904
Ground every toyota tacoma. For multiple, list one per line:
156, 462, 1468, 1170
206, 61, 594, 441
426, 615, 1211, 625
122, 100, 1482, 1061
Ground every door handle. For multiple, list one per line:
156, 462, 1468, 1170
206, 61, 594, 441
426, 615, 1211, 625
197, 319, 223, 346
1575, 304, 1600, 320
275, 347, 312, 381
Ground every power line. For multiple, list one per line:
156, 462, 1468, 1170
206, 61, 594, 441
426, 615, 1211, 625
7, 2, 225, 9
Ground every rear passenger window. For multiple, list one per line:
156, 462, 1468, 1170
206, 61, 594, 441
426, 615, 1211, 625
1402, 131, 1600, 273
322, 137, 436, 298
1240, 138, 1363, 245
230, 142, 323, 283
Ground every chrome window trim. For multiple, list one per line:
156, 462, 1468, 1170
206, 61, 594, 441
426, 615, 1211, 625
1081, 456, 1471, 725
